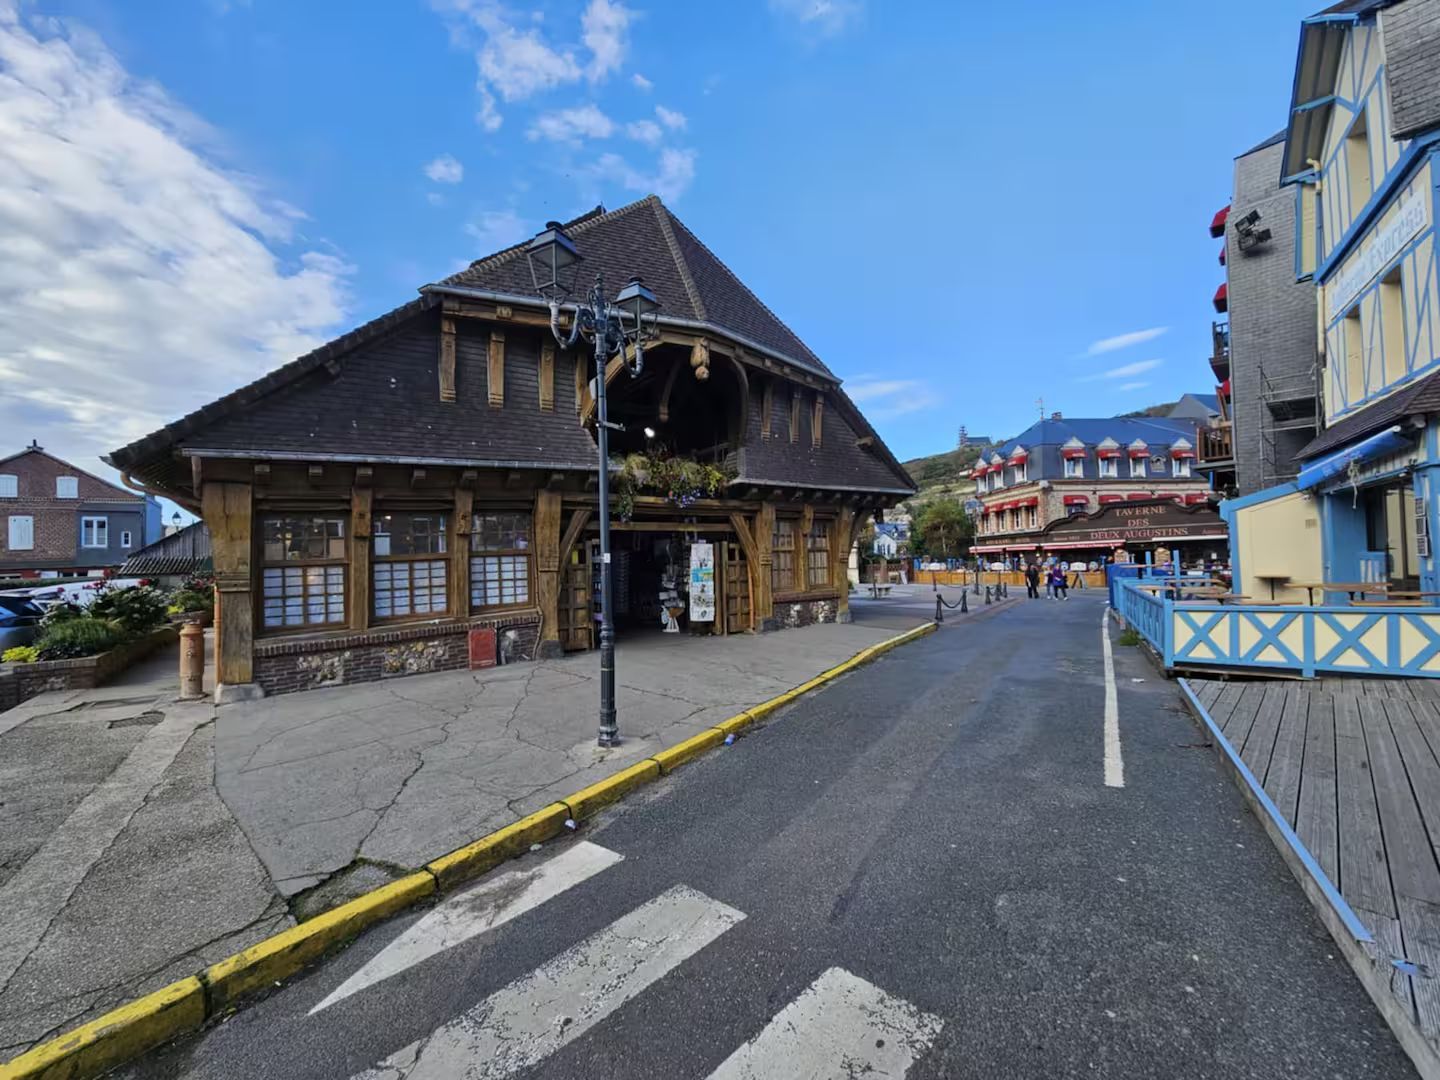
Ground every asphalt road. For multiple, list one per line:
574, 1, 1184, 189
125, 591, 1416, 1079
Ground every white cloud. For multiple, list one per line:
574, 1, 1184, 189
844, 377, 936, 419
1083, 326, 1168, 356
434, 0, 634, 125
0, 5, 350, 477
1081, 359, 1163, 381
769, 0, 863, 36
1118, 381, 1150, 391
655, 104, 686, 130
464, 209, 529, 254
528, 102, 614, 143
476, 87, 503, 131
580, 0, 633, 83
426, 192, 446, 206
423, 153, 464, 183
625, 118, 662, 145
631, 72, 652, 91
591, 148, 697, 203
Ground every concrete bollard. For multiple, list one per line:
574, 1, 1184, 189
984, 585, 992, 605
960, 590, 968, 613
179, 620, 205, 700
934, 595, 943, 624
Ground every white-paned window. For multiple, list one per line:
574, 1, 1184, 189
1063, 457, 1083, 479
7, 515, 34, 550
1099, 457, 1118, 479
1174, 458, 1192, 478
471, 512, 532, 609
1130, 456, 1147, 478
81, 516, 108, 548
1014, 462, 1027, 483
121, 530, 133, 548
260, 515, 347, 630
56, 476, 78, 499
0, 475, 16, 498
373, 511, 449, 620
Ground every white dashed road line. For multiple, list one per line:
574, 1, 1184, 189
1101, 607, 1125, 788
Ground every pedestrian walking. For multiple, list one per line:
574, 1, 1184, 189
1044, 559, 1054, 599
1051, 563, 1069, 600
1025, 560, 1040, 599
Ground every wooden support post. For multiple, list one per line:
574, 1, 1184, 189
534, 490, 563, 658
799, 504, 814, 593
760, 380, 773, 439
833, 505, 855, 622
755, 501, 776, 626
451, 487, 473, 619
488, 330, 506, 408
203, 481, 254, 691
729, 511, 770, 631
439, 315, 457, 403
349, 486, 373, 634
539, 340, 555, 411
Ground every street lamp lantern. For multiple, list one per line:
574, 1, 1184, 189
526, 221, 582, 300
531, 223, 661, 747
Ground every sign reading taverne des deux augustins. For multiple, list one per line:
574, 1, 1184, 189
1036, 499, 1228, 550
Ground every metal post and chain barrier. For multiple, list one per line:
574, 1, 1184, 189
934, 589, 969, 624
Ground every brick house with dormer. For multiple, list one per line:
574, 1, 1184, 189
0, 442, 159, 577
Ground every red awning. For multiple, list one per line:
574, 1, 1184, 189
1171, 448, 1196, 459
1016, 497, 1038, 507
1063, 495, 1089, 506
1008, 450, 1029, 463
1219, 246, 1227, 266
1127, 493, 1150, 500
1210, 205, 1230, 237
1220, 378, 1231, 396
1096, 448, 1122, 459
1099, 494, 1124, 504
1157, 493, 1181, 502
1127, 446, 1148, 458
971, 466, 985, 478
1061, 448, 1087, 460
1213, 282, 1228, 313
1184, 493, 1209, 505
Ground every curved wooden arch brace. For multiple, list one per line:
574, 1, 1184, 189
717, 347, 751, 450
657, 360, 682, 424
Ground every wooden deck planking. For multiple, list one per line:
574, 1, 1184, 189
1359, 697, 1440, 906
1335, 694, 1400, 918
1382, 702, 1440, 897
1398, 895, 1440, 1039
1266, 687, 1310, 827
1295, 690, 1340, 888
1192, 679, 1224, 710
1354, 902, 1419, 1022
1408, 697, 1440, 766
1208, 683, 1245, 731
1238, 685, 1287, 781
1223, 685, 1267, 746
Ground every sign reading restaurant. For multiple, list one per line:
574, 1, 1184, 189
1035, 498, 1227, 551
1327, 192, 1430, 321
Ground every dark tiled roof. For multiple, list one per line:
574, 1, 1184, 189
1237, 129, 1287, 158
438, 195, 831, 378
1297, 368, 1440, 458
119, 521, 212, 577
106, 299, 430, 471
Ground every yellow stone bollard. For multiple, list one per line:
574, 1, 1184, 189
179, 621, 205, 700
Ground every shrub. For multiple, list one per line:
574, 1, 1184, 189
169, 586, 214, 614
40, 601, 86, 629
2, 645, 39, 663
89, 585, 168, 639
1118, 628, 1142, 647
36, 618, 123, 660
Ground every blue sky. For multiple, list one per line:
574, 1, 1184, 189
0, 0, 1321, 495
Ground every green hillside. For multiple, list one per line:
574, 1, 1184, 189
900, 444, 986, 500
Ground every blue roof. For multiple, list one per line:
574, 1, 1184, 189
992, 416, 1198, 456
1192, 393, 1219, 412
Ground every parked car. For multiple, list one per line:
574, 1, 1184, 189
0, 594, 45, 653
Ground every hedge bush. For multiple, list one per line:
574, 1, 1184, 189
36, 618, 124, 660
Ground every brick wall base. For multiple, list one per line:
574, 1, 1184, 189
770, 597, 839, 630
0, 627, 177, 714
253, 612, 542, 697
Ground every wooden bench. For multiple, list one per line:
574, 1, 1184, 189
1350, 598, 1428, 606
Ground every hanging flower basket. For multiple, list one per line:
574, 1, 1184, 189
612, 452, 734, 520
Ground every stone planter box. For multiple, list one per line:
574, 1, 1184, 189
0, 626, 178, 713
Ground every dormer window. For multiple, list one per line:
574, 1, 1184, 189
1061, 441, 1085, 479
1009, 447, 1028, 484
1128, 441, 1148, 478
1096, 439, 1121, 479
1171, 441, 1195, 478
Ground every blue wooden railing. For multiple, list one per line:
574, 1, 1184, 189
1111, 578, 1440, 678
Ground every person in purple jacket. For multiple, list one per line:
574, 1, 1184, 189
1050, 563, 1069, 600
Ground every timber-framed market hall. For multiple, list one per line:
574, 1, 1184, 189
105, 196, 916, 699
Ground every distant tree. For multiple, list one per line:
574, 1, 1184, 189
911, 499, 973, 560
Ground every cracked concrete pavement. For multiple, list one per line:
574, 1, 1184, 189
217, 622, 901, 901
0, 617, 905, 1061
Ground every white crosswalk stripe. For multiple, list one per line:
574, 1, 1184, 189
706, 966, 943, 1080
351, 884, 745, 1080
311, 841, 623, 1015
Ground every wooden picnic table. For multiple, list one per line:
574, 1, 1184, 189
1290, 580, 1391, 605
1350, 598, 1429, 607
1254, 573, 1291, 601
1384, 591, 1440, 600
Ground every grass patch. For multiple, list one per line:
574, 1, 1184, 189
1117, 628, 1142, 647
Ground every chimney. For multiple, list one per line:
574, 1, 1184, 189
1050, 411, 1062, 421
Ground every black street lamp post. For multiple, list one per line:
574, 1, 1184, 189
528, 222, 659, 747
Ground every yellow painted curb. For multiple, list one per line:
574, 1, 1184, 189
202, 872, 435, 1013
0, 977, 205, 1080
426, 802, 570, 891
650, 727, 726, 774
563, 759, 661, 821
0, 620, 940, 1080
